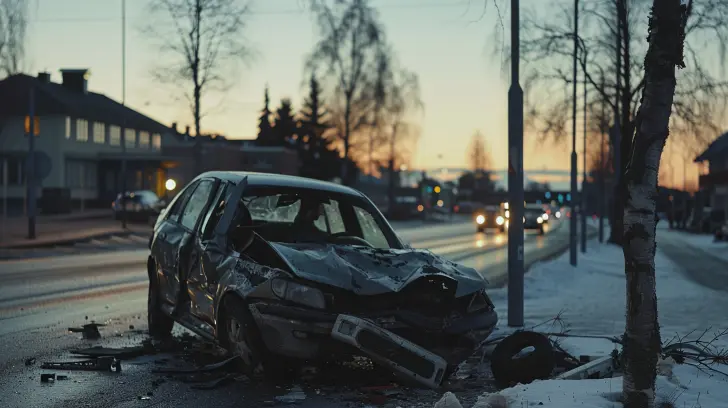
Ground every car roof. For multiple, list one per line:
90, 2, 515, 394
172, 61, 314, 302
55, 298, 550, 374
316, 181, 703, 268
195, 171, 365, 197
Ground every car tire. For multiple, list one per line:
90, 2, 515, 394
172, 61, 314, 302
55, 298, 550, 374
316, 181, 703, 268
148, 260, 174, 338
220, 295, 293, 382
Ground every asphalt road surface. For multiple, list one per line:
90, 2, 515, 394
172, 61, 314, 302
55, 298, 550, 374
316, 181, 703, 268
0, 218, 573, 408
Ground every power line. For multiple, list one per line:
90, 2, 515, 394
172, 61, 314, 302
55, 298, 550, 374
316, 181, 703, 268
30, 1, 471, 23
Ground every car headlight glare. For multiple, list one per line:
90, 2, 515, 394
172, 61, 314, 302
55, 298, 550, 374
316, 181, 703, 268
476, 215, 485, 225
537, 217, 543, 224
542, 213, 549, 220
505, 210, 510, 218
271, 279, 326, 309
496, 216, 505, 225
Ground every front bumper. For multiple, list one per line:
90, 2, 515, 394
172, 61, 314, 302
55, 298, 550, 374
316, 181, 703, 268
248, 302, 497, 388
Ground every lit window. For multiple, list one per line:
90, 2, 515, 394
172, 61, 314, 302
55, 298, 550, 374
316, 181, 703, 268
109, 125, 121, 146
152, 133, 161, 150
93, 122, 105, 144
139, 131, 150, 148
65, 117, 71, 139
76, 119, 88, 141
125, 129, 136, 148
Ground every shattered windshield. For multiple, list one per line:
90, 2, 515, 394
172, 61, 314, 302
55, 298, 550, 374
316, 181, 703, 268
240, 189, 397, 249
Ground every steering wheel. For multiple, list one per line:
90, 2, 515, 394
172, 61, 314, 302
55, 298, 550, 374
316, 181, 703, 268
329, 232, 374, 248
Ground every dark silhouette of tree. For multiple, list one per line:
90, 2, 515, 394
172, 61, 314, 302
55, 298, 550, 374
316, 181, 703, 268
273, 98, 297, 146
145, 0, 255, 174
468, 131, 492, 173
513, 0, 728, 246
306, 0, 389, 185
621, 1, 690, 406
256, 85, 275, 146
458, 171, 496, 203
299, 73, 340, 180
0, 0, 28, 77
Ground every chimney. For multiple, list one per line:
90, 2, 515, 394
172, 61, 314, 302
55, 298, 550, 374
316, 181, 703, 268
59, 69, 90, 94
185, 126, 191, 142
171, 122, 178, 133
37, 72, 51, 83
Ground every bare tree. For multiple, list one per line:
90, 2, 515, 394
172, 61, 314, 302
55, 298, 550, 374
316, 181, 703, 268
306, 0, 388, 185
515, 0, 728, 245
621, 1, 691, 407
469, 130, 492, 173
0, 0, 28, 77
145, 0, 255, 173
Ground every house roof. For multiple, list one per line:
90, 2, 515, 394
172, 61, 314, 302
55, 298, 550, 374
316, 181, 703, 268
695, 131, 728, 162
0, 74, 170, 133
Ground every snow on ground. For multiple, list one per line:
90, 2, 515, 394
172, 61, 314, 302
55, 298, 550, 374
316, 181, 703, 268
436, 227, 728, 408
657, 223, 728, 262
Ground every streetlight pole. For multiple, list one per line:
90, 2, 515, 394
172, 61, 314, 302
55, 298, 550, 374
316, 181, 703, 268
120, 0, 128, 230
581, 51, 587, 253
507, 0, 525, 327
599, 76, 606, 243
569, 0, 579, 266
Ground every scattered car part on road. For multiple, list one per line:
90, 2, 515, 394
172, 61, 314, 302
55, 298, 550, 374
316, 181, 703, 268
40, 373, 55, 383
41, 356, 122, 372
72, 345, 148, 360
68, 323, 104, 340
490, 331, 555, 387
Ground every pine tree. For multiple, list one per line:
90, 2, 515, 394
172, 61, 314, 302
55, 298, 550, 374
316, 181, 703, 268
256, 84, 274, 145
299, 73, 338, 180
273, 98, 297, 146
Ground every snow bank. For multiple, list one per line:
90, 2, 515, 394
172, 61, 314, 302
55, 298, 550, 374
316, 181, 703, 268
468, 361, 727, 408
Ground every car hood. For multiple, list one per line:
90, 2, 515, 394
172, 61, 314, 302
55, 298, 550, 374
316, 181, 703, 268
268, 242, 487, 297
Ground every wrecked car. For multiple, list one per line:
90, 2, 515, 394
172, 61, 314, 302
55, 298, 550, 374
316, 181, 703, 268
147, 171, 498, 389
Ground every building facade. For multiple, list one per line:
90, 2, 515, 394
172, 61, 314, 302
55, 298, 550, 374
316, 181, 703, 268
695, 131, 728, 217
0, 70, 176, 214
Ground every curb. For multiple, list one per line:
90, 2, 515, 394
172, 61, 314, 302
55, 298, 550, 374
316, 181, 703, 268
0, 230, 150, 250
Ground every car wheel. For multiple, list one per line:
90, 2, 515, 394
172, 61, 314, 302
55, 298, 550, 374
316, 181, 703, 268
221, 296, 292, 382
148, 261, 174, 338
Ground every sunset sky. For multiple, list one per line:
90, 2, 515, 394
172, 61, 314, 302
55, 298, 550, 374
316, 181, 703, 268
22, 0, 713, 186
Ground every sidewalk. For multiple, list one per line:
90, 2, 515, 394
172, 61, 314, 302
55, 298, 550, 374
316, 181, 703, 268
0, 212, 152, 249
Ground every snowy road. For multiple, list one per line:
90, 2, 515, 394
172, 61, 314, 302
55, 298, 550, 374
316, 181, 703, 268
0, 218, 579, 408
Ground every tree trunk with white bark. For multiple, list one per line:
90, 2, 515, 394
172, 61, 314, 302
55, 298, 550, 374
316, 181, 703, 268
622, 1, 691, 407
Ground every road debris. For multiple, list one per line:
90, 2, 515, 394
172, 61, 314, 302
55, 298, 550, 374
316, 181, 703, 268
68, 323, 104, 340
72, 345, 148, 360
40, 373, 55, 383
41, 356, 122, 372
275, 385, 306, 404
56, 375, 69, 381
24, 357, 36, 366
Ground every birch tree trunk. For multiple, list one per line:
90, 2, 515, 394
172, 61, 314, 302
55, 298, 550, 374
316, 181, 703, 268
622, 1, 691, 407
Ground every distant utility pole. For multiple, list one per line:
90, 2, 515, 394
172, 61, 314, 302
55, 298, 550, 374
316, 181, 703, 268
569, 0, 579, 266
507, 0, 525, 328
599, 76, 606, 243
120, 0, 128, 229
581, 57, 587, 253
27, 86, 37, 239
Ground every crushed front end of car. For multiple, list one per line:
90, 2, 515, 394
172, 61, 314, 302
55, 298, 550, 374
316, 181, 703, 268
220, 243, 498, 389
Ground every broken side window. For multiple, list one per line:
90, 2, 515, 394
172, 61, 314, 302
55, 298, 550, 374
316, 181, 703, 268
353, 206, 390, 249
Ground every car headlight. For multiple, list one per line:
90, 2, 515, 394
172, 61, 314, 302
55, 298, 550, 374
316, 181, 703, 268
496, 216, 505, 225
271, 279, 326, 309
542, 213, 549, 220
555, 211, 561, 218
537, 216, 543, 224
476, 215, 485, 225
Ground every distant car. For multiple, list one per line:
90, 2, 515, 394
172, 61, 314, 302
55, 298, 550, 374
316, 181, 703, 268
501, 203, 548, 235
112, 190, 166, 222
474, 205, 504, 233
147, 172, 498, 388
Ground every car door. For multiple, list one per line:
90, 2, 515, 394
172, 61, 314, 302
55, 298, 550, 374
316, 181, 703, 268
151, 181, 199, 306
186, 181, 230, 324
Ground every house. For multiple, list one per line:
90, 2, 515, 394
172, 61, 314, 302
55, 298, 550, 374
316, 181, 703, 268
161, 129, 301, 191
695, 131, 728, 216
0, 70, 177, 214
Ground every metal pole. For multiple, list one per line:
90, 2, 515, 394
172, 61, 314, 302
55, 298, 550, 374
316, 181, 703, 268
612, 0, 622, 242
507, 0, 525, 327
580, 53, 587, 253
27, 86, 37, 239
80, 162, 85, 212
599, 76, 605, 243
569, 0, 578, 266
2, 158, 7, 242
120, 0, 128, 229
